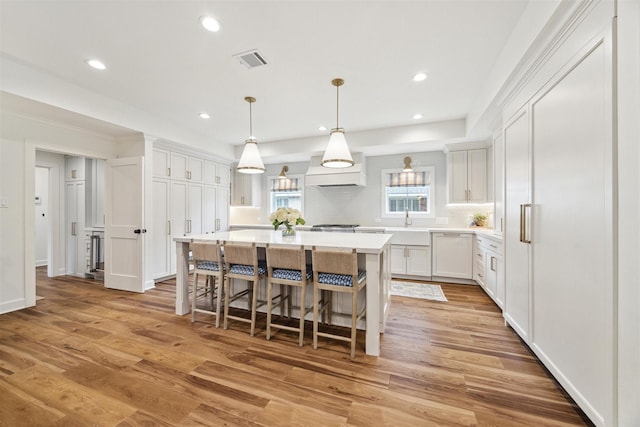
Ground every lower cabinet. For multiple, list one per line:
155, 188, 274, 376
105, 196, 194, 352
391, 245, 431, 278
431, 232, 473, 280
474, 234, 504, 308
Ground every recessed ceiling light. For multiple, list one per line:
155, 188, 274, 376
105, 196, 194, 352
200, 16, 220, 32
318, 125, 327, 131
413, 72, 428, 82
86, 59, 106, 70
199, 112, 210, 119
413, 113, 423, 120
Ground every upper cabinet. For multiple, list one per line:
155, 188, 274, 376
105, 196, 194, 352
204, 160, 230, 186
231, 169, 261, 206
65, 155, 86, 181
447, 147, 487, 203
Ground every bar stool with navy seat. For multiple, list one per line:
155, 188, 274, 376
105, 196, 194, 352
190, 241, 225, 327
223, 241, 267, 336
312, 246, 366, 359
265, 244, 312, 346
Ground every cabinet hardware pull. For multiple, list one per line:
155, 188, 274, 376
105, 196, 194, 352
216, 218, 220, 230
167, 220, 171, 235
71, 221, 76, 236
167, 167, 171, 177
490, 256, 497, 271
519, 204, 532, 244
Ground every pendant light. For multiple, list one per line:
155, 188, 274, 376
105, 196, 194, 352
322, 78, 354, 168
237, 96, 265, 174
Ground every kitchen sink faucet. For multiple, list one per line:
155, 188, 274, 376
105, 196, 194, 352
404, 208, 412, 227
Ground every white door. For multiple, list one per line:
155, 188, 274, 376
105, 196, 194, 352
503, 107, 531, 341
105, 157, 145, 292
152, 178, 171, 279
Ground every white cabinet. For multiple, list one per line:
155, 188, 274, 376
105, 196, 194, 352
391, 245, 431, 278
153, 148, 171, 178
503, 29, 614, 425
205, 161, 230, 186
493, 133, 504, 234
85, 159, 105, 228
474, 235, 503, 308
447, 149, 486, 203
151, 146, 231, 279
204, 185, 229, 234
65, 180, 86, 277
65, 156, 86, 181
431, 232, 473, 279
151, 178, 171, 279
232, 170, 261, 206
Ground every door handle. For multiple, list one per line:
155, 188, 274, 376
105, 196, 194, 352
520, 204, 531, 244
133, 229, 147, 234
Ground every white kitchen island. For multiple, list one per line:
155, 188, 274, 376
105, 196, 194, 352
174, 229, 392, 356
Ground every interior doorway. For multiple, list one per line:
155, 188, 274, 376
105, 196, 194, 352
34, 166, 50, 270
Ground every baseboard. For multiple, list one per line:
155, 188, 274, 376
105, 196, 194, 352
0, 297, 27, 314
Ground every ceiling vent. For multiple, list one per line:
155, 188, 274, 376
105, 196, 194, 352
233, 49, 268, 69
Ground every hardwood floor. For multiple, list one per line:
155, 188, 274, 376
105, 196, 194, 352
0, 269, 592, 426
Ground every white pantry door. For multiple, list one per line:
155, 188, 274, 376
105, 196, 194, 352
104, 157, 145, 292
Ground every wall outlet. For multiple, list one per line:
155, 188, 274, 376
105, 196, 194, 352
0, 197, 8, 208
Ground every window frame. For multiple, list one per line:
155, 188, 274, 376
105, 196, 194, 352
380, 166, 436, 219
268, 174, 305, 215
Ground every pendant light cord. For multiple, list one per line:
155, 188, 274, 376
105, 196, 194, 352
249, 100, 253, 137
336, 83, 339, 129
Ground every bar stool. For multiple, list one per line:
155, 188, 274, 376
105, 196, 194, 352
223, 241, 267, 336
190, 241, 225, 327
312, 247, 366, 359
265, 244, 312, 346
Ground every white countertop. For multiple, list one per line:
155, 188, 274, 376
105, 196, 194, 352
228, 224, 502, 242
176, 229, 392, 253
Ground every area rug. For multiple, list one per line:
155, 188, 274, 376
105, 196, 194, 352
391, 281, 448, 302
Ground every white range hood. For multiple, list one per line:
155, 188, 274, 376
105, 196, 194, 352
305, 153, 366, 187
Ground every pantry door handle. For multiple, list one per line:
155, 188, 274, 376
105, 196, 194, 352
520, 203, 531, 244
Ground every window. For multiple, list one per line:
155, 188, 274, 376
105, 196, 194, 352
269, 175, 303, 213
381, 167, 435, 218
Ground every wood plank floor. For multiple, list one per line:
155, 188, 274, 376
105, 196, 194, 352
0, 269, 593, 426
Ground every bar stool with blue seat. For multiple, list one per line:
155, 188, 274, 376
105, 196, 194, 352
190, 241, 225, 327
312, 246, 366, 359
265, 244, 312, 346
223, 241, 267, 336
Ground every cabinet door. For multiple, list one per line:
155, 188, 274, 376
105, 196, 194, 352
188, 183, 204, 235
217, 164, 230, 187
493, 133, 504, 234
170, 152, 188, 181
153, 148, 171, 178
406, 246, 431, 276
204, 161, 216, 185
447, 151, 468, 203
504, 108, 531, 340
484, 251, 497, 298
65, 181, 86, 276
216, 186, 229, 231
203, 185, 217, 234
467, 149, 487, 202
188, 157, 204, 182
390, 245, 407, 275
432, 233, 472, 279
152, 179, 171, 278
65, 156, 85, 180
93, 159, 105, 227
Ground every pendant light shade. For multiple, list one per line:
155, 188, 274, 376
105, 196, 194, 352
237, 96, 265, 174
322, 78, 354, 168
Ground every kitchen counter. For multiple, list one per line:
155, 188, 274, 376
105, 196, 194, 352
174, 229, 392, 356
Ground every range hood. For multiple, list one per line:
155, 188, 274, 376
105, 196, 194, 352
305, 153, 366, 187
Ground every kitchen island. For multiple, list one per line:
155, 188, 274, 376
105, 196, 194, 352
174, 229, 392, 356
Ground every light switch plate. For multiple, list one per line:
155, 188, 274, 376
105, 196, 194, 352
0, 197, 8, 208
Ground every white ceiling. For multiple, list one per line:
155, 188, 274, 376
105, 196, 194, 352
0, 0, 529, 157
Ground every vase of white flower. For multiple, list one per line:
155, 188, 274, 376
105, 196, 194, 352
269, 207, 305, 237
